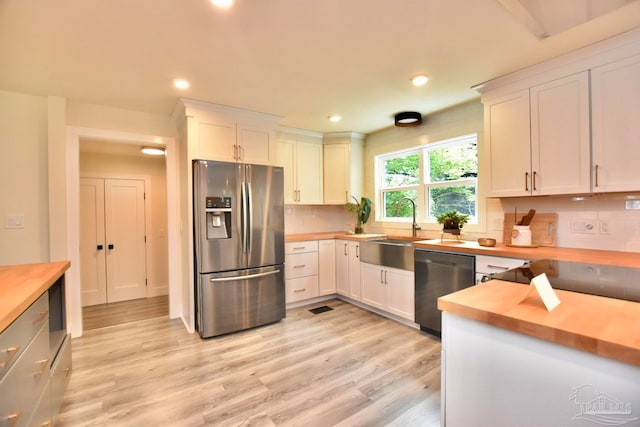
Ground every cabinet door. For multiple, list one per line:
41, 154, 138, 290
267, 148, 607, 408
238, 124, 273, 165
296, 142, 323, 204
485, 90, 531, 197
360, 263, 385, 309
386, 268, 415, 321
335, 240, 349, 296
348, 241, 361, 300
318, 240, 336, 295
592, 54, 640, 192
199, 120, 237, 162
530, 72, 591, 195
323, 143, 349, 204
275, 139, 297, 204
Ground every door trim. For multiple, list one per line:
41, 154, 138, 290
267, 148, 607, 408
53, 126, 180, 338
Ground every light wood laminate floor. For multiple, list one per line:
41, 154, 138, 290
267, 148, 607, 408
82, 295, 169, 331
59, 299, 441, 426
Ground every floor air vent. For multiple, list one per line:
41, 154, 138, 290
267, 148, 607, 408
309, 305, 333, 315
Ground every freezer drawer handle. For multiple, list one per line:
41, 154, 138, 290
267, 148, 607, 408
209, 269, 281, 282
487, 264, 510, 270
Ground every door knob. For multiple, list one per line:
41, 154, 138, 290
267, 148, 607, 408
97, 245, 104, 250
108, 244, 114, 250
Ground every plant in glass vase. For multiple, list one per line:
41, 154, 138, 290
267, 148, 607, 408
436, 210, 469, 235
345, 196, 373, 234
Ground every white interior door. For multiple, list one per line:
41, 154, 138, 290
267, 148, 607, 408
79, 178, 107, 306
104, 179, 147, 303
80, 178, 147, 306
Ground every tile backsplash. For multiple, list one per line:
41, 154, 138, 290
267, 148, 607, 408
286, 193, 640, 253
284, 205, 353, 235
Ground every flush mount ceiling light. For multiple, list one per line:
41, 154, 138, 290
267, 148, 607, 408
411, 75, 429, 86
394, 111, 422, 127
141, 146, 166, 156
328, 115, 342, 123
211, 0, 233, 8
173, 78, 190, 90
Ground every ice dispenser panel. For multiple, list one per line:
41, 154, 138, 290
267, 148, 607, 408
205, 196, 232, 239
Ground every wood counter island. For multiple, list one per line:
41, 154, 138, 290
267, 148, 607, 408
0, 261, 72, 427
438, 280, 640, 426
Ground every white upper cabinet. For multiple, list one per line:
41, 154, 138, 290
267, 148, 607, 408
485, 72, 590, 197
480, 30, 640, 197
323, 132, 364, 204
530, 72, 591, 195
485, 89, 531, 197
176, 99, 281, 165
591, 54, 640, 192
275, 129, 323, 204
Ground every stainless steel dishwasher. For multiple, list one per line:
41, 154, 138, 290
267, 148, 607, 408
414, 249, 475, 337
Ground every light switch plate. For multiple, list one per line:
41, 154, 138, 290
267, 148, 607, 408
5, 214, 24, 229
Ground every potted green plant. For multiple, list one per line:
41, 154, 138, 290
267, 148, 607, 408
345, 196, 373, 234
436, 210, 469, 235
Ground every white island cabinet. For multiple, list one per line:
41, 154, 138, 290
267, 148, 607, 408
439, 281, 640, 427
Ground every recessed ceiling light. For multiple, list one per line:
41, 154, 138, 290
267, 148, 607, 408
412, 75, 429, 86
211, 0, 233, 8
173, 79, 190, 90
141, 146, 166, 156
329, 115, 342, 123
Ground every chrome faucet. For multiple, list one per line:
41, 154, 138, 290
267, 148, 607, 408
396, 197, 421, 237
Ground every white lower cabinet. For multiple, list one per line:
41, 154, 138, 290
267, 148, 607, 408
361, 262, 415, 321
285, 241, 319, 303
318, 240, 336, 295
335, 239, 361, 300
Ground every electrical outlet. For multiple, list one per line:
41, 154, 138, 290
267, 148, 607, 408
493, 218, 503, 231
599, 221, 611, 235
571, 219, 596, 234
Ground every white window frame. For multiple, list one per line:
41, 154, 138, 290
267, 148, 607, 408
375, 134, 478, 229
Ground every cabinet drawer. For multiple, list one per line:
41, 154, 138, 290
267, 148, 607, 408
0, 321, 50, 427
28, 380, 52, 427
50, 334, 72, 422
285, 240, 318, 254
0, 292, 49, 378
286, 276, 319, 303
285, 252, 318, 279
476, 256, 526, 275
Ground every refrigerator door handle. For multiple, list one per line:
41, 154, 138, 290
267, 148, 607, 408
246, 165, 253, 253
209, 269, 280, 282
241, 176, 248, 253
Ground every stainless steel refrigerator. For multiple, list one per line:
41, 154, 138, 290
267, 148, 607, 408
193, 159, 285, 338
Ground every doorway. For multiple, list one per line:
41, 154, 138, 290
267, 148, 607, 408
78, 139, 169, 328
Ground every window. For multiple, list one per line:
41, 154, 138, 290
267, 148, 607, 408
377, 134, 478, 224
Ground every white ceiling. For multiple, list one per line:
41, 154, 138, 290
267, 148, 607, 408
1, 0, 639, 134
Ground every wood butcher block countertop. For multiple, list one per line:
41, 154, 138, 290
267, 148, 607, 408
438, 280, 640, 367
0, 261, 70, 332
285, 232, 387, 242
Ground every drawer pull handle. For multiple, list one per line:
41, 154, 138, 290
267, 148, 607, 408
486, 264, 509, 270
33, 358, 50, 377
294, 288, 306, 293
33, 310, 49, 325
293, 246, 306, 250
40, 421, 52, 427
293, 264, 306, 268
0, 346, 20, 367
64, 367, 72, 377
7, 411, 22, 427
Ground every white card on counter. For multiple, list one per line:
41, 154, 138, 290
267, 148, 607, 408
519, 272, 561, 311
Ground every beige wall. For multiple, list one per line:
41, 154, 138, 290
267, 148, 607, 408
80, 149, 169, 295
364, 100, 486, 237
0, 90, 49, 264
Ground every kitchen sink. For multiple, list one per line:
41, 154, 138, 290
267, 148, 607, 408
360, 238, 415, 271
